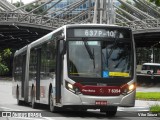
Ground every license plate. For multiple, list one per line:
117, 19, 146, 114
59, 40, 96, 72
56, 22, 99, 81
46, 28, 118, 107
95, 101, 107, 105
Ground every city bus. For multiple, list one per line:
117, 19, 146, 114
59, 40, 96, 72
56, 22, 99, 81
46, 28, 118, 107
12, 24, 136, 116
141, 63, 160, 75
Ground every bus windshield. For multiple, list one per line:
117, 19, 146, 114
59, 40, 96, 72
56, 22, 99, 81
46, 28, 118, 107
68, 40, 132, 78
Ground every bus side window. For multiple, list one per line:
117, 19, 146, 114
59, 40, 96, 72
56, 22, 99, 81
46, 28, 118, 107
157, 69, 160, 74
14, 56, 18, 81
147, 66, 150, 70
29, 49, 37, 81
142, 65, 145, 70
47, 40, 56, 74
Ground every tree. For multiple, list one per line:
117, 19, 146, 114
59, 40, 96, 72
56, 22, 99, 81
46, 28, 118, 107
13, 1, 45, 15
25, 3, 45, 14
13, 1, 24, 7
136, 47, 152, 65
0, 49, 12, 75
150, 0, 160, 6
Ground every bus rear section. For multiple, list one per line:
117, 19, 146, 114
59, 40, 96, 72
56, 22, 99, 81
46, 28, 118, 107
12, 46, 29, 104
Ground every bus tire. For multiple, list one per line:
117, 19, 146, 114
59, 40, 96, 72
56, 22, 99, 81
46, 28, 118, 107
101, 106, 117, 117
16, 87, 23, 105
147, 71, 151, 75
49, 91, 57, 112
31, 88, 37, 109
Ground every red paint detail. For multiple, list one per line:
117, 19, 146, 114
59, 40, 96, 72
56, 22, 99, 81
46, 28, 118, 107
120, 84, 129, 91
74, 83, 125, 96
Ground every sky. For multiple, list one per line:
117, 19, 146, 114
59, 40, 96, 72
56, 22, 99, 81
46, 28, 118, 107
7, 0, 35, 4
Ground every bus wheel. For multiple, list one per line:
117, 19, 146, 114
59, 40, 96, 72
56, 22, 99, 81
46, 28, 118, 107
103, 106, 117, 117
16, 88, 23, 105
147, 71, 151, 75
49, 92, 57, 112
31, 89, 37, 109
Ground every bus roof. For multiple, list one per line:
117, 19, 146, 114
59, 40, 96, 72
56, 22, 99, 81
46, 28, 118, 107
14, 45, 27, 57
65, 24, 130, 29
14, 24, 131, 56
142, 63, 160, 66
66, 24, 118, 27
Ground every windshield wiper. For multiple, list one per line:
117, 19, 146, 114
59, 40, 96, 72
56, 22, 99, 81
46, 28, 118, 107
83, 40, 95, 68
107, 32, 120, 59
102, 32, 120, 68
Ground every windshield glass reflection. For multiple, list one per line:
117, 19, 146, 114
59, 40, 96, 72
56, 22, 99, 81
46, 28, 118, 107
68, 40, 132, 78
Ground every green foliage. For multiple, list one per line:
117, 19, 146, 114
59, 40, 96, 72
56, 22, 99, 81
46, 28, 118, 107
136, 47, 152, 65
25, 3, 44, 14
0, 49, 12, 75
13, 1, 24, 7
136, 46, 160, 65
0, 63, 9, 75
3, 49, 12, 58
13, 1, 44, 15
136, 92, 160, 100
150, 104, 160, 112
150, 0, 160, 6
117, 0, 134, 18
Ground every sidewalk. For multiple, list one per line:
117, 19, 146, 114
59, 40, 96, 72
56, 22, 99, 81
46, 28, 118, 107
137, 86, 160, 92
0, 77, 12, 81
118, 100, 160, 111
135, 100, 160, 107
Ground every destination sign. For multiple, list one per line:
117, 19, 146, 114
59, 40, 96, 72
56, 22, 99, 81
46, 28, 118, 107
67, 28, 130, 38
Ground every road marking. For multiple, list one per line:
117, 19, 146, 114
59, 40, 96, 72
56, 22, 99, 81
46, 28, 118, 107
0, 107, 56, 120
43, 117, 56, 120
118, 106, 150, 111
0, 106, 21, 111
9, 117, 43, 120
8, 118, 56, 120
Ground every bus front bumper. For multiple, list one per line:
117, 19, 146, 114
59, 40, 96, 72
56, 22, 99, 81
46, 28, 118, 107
63, 88, 136, 107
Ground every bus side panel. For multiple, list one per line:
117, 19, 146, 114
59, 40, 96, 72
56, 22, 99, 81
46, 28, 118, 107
36, 48, 41, 100
120, 90, 136, 107
22, 54, 26, 98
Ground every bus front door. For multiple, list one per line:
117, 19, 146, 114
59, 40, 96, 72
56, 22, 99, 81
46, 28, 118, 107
55, 40, 64, 103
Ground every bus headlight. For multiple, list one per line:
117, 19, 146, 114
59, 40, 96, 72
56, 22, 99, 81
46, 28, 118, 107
67, 83, 73, 89
121, 83, 136, 95
129, 84, 135, 91
65, 81, 81, 95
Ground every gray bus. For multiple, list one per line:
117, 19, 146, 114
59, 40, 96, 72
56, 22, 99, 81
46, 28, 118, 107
12, 24, 136, 117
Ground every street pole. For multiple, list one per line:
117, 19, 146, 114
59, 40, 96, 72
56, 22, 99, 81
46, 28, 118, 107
151, 47, 154, 63
20, 0, 22, 7
151, 41, 160, 63
93, 0, 98, 23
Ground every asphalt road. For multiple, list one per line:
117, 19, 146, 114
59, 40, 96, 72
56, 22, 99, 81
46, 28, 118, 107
0, 80, 159, 120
